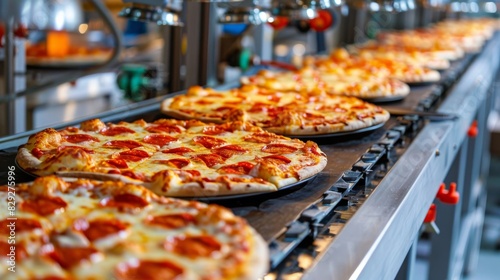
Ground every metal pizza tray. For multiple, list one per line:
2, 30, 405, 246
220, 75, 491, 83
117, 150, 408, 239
183, 176, 316, 207
283, 122, 385, 142
362, 95, 407, 103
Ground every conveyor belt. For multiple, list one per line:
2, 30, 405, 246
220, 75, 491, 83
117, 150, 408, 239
0, 34, 488, 277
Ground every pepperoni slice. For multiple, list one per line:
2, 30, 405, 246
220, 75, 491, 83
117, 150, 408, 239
261, 143, 298, 154
64, 134, 99, 143
57, 145, 94, 154
262, 155, 292, 164
100, 194, 149, 211
202, 125, 228, 135
143, 134, 177, 146
218, 162, 255, 175
32, 147, 45, 158
351, 105, 368, 110
105, 159, 129, 169
162, 147, 194, 155
266, 107, 286, 117
45, 245, 100, 269
248, 102, 270, 113
191, 154, 225, 168
64, 127, 79, 133
103, 140, 142, 149
214, 106, 236, 112
0, 240, 27, 261
0, 218, 42, 235
303, 112, 325, 119
118, 150, 150, 162
20, 196, 67, 216
192, 136, 227, 149
146, 213, 196, 229
100, 126, 135, 136
164, 235, 221, 259
212, 145, 248, 158
146, 124, 182, 134
77, 219, 128, 242
115, 260, 184, 280
120, 170, 146, 181
182, 170, 201, 177
155, 158, 190, 169
244, 132, 285, 143
35, 276, 68, 280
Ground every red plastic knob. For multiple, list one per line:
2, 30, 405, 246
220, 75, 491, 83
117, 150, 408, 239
267, 16, 289, 30
467, 120, 478, 137
310, 10, 333, 32
424, 204, 436, 223
439, 182, 460, 205
437, 183, 447, 200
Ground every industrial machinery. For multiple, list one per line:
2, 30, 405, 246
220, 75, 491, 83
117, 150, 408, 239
1, 0, 499, 279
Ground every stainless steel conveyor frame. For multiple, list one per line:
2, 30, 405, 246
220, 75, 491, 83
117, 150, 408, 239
303, 32, 500, 280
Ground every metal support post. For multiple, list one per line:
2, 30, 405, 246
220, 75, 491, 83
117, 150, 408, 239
395, 232, 419, 280
428, 140, 468, 280
185, 2, 220, 88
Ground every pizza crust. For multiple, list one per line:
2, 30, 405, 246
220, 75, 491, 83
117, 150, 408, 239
161, 180, 279, 197
16, 147, 42, 171
397, 70, 441, 84
161, 98, 225, 124
244, 229, 270, 280
266, 110, 389, 135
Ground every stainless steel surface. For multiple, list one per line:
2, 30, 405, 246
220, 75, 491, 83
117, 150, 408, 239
0, 0, 123, 105
302, 33, 500, 280
382, 107, 459, 121
161, 25, 182, 92
218, 7, 271, 24
4, 17, 15, 136
0, 0, 84, 31
339, 0, 369, 44
119, 3, 183, 26
185, 2, 220, 87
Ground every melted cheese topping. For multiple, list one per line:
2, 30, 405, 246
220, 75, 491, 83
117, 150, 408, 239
18, 119, 327, 196
0, 177, 260, 280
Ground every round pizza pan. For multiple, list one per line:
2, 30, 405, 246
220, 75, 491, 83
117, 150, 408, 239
180, 176, 316, 205
15, 159, 39, 181
361, 95, 406, 103
405, 81, 437, 87
283, 122, 385, 141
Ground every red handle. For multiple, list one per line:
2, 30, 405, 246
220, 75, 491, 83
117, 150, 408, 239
467, 120, 478, 138
424, 204, 436, 223
438, 182, 460, 205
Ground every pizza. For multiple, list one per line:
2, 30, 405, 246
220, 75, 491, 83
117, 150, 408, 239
0, 176, 268, 280
378, 29, 485, 53
348, 44, 451, 70
161, 85, 390, 135
358, 38, 465, 61
240, 66, 410, 99
16, 119, 327, 197
308, 48, 442, 84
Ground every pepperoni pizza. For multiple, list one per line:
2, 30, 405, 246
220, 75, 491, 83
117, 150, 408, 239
308, 48, 442, 84
0, 176, 268, 279
162, 85, 390, 135
241, 66, 410, 99
16, 119, 327, 197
